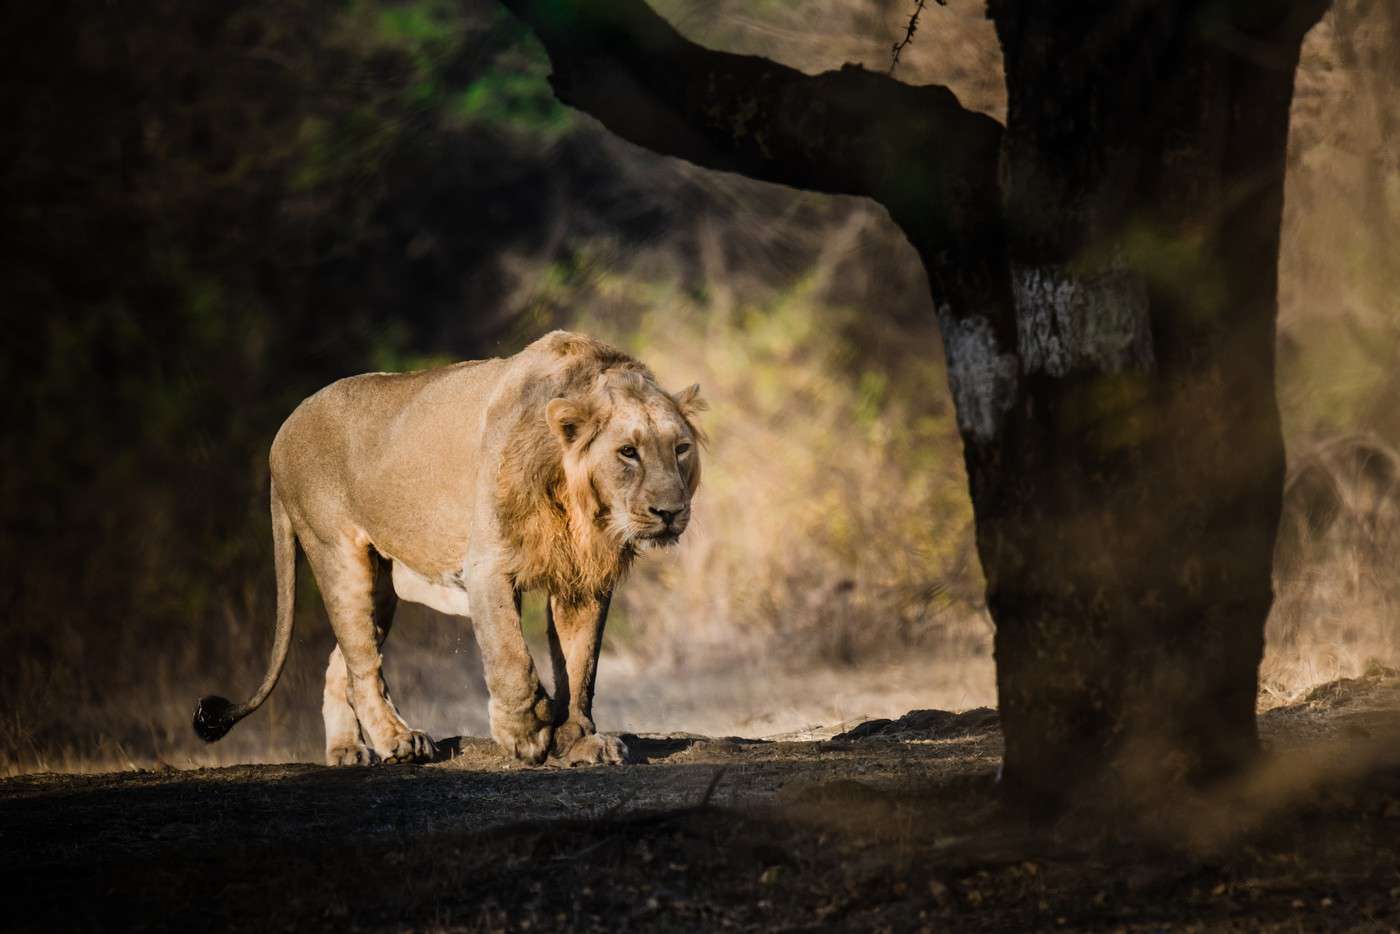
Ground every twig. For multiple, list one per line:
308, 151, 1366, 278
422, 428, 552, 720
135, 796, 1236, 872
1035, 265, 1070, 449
889, 0, 946, 76
698, 765, 729, 809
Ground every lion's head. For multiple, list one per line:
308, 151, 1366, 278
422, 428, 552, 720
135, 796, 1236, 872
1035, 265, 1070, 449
498, 336, 705, 599
547, 371, 705, 550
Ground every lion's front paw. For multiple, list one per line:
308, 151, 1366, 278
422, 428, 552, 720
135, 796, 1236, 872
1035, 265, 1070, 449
549, 718, 590, 758
556, 732, 629, 767
327, 743, 379, 767
380, 730, 437, 764
489, 698, 554, 765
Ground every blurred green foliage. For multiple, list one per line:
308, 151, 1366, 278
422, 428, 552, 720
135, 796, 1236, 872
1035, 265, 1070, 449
448, 68, 573, 136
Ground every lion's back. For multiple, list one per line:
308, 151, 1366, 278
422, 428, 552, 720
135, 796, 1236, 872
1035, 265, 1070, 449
266, 332, 645, 573
268, 358, 512, 551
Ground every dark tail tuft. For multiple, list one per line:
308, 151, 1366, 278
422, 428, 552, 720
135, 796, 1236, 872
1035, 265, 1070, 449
193, 695, 238, 742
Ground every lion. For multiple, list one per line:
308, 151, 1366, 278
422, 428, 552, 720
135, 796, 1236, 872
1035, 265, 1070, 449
193, 331, 704, 766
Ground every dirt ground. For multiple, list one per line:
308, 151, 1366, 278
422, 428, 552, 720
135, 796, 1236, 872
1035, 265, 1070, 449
3, 674, 1399, 933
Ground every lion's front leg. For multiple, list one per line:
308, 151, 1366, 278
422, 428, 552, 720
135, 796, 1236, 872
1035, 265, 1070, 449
546, 591, 628, 766
468, 571, 554, 764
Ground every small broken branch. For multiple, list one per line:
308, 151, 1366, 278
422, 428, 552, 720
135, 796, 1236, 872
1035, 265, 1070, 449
889, 0, 947, 75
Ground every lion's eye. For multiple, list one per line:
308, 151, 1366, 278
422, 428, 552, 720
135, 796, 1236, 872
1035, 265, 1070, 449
619, 445, 638, 460
676, 443, 691, 456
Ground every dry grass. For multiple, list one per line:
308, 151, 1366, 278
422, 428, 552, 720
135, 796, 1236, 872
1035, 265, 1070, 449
0, 599, 493, 776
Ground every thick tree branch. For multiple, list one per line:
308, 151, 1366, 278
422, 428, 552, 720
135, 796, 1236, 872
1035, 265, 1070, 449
497, 0, 1003, 248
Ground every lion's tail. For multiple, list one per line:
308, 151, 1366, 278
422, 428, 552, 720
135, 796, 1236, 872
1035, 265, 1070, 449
193, 480, 299, 743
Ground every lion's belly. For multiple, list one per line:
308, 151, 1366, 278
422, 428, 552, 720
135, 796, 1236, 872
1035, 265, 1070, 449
390, 561, 472, 618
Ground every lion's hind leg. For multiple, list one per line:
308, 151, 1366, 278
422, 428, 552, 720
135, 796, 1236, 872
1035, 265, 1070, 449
323, 647, 375, 765
305, 538, 435, 765
323, 553, 397, 765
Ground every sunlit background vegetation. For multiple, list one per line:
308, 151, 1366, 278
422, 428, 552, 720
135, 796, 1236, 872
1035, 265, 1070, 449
1, 0, 1395, 774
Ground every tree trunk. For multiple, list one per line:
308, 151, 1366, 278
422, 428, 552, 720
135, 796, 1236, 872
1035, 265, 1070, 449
921, 4, 1307, 810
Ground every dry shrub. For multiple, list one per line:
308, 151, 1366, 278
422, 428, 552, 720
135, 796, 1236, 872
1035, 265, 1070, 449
1265, 435, 1400, 703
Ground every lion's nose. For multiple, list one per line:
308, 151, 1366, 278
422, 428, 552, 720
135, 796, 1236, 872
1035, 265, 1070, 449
649, 506, 680, 526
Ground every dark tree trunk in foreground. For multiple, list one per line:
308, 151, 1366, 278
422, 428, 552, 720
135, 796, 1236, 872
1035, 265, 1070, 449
497, 0, 1331, 809
970, 2, 1322, 806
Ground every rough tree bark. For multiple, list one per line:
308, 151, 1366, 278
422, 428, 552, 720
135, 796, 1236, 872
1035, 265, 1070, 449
495, 0, 1332, 809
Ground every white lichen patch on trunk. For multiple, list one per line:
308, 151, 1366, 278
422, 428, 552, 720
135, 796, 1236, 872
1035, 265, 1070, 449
936, 307, 1020, 444
1012, 264, 1154, 377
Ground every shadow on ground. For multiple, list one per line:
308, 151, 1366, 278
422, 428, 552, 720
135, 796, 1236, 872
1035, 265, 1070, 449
3, 673, 1399, 932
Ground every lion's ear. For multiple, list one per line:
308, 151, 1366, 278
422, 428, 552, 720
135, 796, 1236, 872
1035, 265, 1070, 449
545, 397, 595, 448
672, 383, 707, 420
